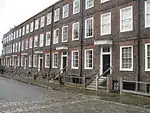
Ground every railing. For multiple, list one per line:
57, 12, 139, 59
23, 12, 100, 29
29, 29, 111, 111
84, 66, 100, 87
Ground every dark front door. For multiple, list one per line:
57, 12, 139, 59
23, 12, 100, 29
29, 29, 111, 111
40, 59, 43, 71
103, 55, 110, 77
63, 57, 67, 72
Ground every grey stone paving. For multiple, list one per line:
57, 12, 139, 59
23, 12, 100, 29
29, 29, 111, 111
0, 77, 150, 113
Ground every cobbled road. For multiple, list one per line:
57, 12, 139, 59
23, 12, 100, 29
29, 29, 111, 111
0, 77, 149, 113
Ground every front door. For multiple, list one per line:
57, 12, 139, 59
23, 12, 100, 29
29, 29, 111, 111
38, 56, 43, 72
61, 51, 67, 73
103, 54, 110, 77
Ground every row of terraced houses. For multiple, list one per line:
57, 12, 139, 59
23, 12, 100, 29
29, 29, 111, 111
1, 0, 150, 92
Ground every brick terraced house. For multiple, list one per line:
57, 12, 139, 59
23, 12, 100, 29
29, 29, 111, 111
2, 0, 150, 93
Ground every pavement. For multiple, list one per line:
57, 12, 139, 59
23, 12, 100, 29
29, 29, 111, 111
0, 73, 150, 113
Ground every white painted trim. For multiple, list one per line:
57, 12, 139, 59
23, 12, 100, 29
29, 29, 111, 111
45, 53, 50, 68
71, 50, 79, 69
56, 46, 68, 50
73, 0, 80, 14
85, 17, 94, 38
120, 6, 133, 32
52, 52, 58, 68
62, 25, 68, 42
120, 46, 133, 71
35, 51, 43, 54
85, 0, 94, 10
94, 40, 112, 45
145, 43, 150, 71
21, 53, 28, 56
101, 0, 110, 4
84, 49, 93, 69
72, 22, 80, 41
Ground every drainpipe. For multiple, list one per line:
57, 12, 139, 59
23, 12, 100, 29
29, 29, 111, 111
49, 5, 54, 74
137, 0, 141, 91
19, 26, 23, 68
80, 0, 84, 77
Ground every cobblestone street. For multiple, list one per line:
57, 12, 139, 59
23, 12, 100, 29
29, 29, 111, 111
0, 77, 150, 113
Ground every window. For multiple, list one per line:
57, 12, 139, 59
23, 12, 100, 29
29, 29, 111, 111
63, 4, 69, 18
52, 52, 58, 68
72, 50, 79, 69
101, 12, 111, 35
73, 0, 80, 14
39, 34, 44, 47
16, 30, 18, 38
19, 28, 22, 37
15, 43, 18, 52
62, 25, 68, 42
34, 35, 38, 47
101, 0, 109, 3
35, 19, 39, 30
145, 44, 150, 71
40, 16, 45, 28
18, 42, 21, 52
72, 22, 79, 40
13, 44, 15, 53
85, 49, 93, 69
45, 53, 50, 68
120, 6, 133, 32
21, 40, 24, 51
85, 17, 93, 38
29, 37, 33, 48
145, 1, 150, 28
25, 39, 28, 50
85, 0, 94, 9
30, 22, 34, 32
54, 8, 60, 22
33, 55, 37, 67
47, 12, 52, 25
46, 32, 51, 46
53, 28, 59, 44
18, 56, 20, 66
13, 32, 16, 39
120, 46, 133, 71
26, 24, 29, 34
29, 55, 32, 67
21, 56, 24, 67
22, 26, 25, 36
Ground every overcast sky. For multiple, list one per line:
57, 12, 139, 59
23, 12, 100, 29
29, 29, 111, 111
0, 0, 59, 55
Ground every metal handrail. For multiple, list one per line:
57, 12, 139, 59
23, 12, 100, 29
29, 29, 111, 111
53, 66, 68, 79
97, 67, 112, 80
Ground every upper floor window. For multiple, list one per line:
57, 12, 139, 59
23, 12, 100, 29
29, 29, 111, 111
33, 55, 37, 67
63, 4, 69, 18
47, 12, 52, 25
18, 42, 21, 52
21, 40, 24, 51
54, 8, 60, 22
120, 6, 133, 32
30, 22, 34, 32
22, 26, 25, 36
35, 19, 39, 30
62, 25, 68, 42
39, 34, 44, 47
73, 0, 80, 14
72, 22, 79, 40
19, 28, 22, 37
101, 0, 110, 3
120, 46, 133, 71
34, 35, 38, 47
85, 49, 93, 69
53, 28, 59, 44
13, 32, 16, 39
40, 16, 45, 28
85, 17, 93, 38
145, 1, 150, 28
145, 44, 150, 71
85, 0, 94, 10
25, 39, 28, 50
101, 12, 111, 36
46, 31, 51, 46
16, 30, 19, 38
26, 24, 29, 34
29, 37, 33, 48
45, 53, 50, 68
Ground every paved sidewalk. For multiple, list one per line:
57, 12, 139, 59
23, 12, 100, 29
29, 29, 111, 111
1, 73, 150, 110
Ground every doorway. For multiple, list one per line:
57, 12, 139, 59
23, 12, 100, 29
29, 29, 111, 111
24, 58, 28, 70
61, 51, 68, 73
38, 56, 43, 72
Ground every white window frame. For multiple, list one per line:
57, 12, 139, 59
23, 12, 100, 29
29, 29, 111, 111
53, 28, 59, 44
72, 50, 79, 69
39, 34, 44, 47
40, 16, 45, 28
34, 35, 38, 47
29, 37, 33, 49
47, 12, 52, 25
72, 22, 79, 41
120, 46, 133, 71
26, 24, 29, 34
25, 39, 28, 50
84, 49, 93, 69
54, 8, 60, 22
45, 53, 50, 68
85, 0, 94, 10
62, 25, 68, 42
63, 4, 69, 18
46, 31, 51, 46
73, 0, 80, 14
30, 22, 34, 32
52, 52, 58, 68
85, 17, 94, 38
35, 19, 39, 30
145, 43, 150, 71
22, 26, 25, 36
29, 55, 32, 67
145, 1, 150, 28
120, 6, 133, 32
101, 0, 110, 4
101, 12, 111, 36
33, 55, 37, 67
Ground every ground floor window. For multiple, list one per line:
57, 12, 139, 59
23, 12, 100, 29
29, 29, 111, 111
84, 49, 93, 69
72, 50, 79, 69
120, 46, 133, 71
145, 44, 150, 71
21, 56, 24, 67
52, 52, 58, 68
33, 55, 37, 67
18, 56, 20, 66
29, 55, 32, 67
45, 53, 50, 68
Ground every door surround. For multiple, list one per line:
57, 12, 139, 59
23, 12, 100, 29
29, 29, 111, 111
61, 51, 68, 73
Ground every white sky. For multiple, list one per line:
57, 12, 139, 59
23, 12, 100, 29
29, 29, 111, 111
0, 0, 59, 55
